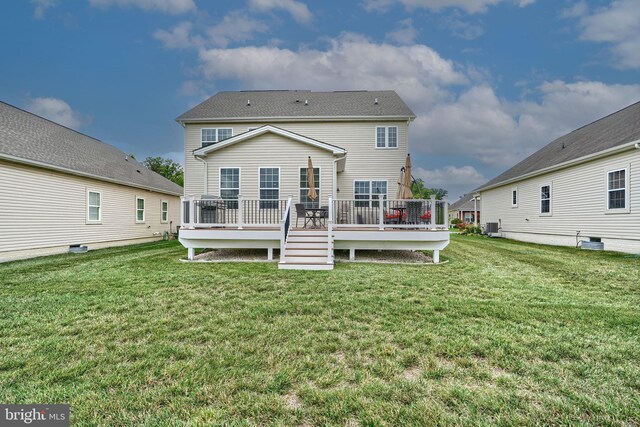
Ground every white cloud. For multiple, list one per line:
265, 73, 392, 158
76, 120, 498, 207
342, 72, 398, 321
571, 0, 640, 68
386, 18, 419, 45
439, 15, 485, 39
154, 21, 196, 49
363, 0, 534, 14
248, 0, 312, 24
88, 0, 196, 14
31, 0, 57, 19
25, 97, 90, 130
415, 165, 486, 198
207, 11, 270, 48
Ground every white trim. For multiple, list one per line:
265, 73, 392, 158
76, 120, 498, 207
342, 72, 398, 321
193, 125, 347, 156
477, 139, 640, 192
178, 115, 416, 125
605, 166, 630, 214
374, 126, 398, 149
539, 183, 552, 216
0, 153, 182, 196
161, 200, 169, 223
258, 166, 280, 208
136, 196, 146, 223
201, 127, 233, 146
511, 186, 518, 208
219, 167, 241, 207
299, 166, 322, 207
86, 189, 102, 224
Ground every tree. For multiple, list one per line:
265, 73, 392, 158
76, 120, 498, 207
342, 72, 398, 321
142, 156, 184, 187
411, 178, 448, 200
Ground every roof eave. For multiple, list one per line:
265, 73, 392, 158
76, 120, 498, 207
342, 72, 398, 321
477, 139, 640, 193
176, 115, 416, 124
0, 153, 183, 196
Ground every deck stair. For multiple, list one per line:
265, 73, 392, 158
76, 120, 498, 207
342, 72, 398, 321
278, 229, 333, 270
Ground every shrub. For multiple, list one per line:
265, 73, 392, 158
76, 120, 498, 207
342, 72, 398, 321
459, 223, 482, 235
451, 218, 462, 225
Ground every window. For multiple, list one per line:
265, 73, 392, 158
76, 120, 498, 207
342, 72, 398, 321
511, 187, 518, 207
87, 190, 101, 222
464, 212, 474, 222
220, 168, 240, 209
136, 197, 145, 223
300, 167, 320, 208
259, 168, 279, 209
607, 168, 628, 211
375, 126, 398, 148
201, 128, 233, 147
354, 180, 387, 207
161, 201, 168, 223
540, 184, 551, 215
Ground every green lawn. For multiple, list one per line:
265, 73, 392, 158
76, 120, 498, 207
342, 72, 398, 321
0, 236, 639, 426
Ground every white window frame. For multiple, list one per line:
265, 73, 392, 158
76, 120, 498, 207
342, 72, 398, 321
136, 196, 146, 223
201, 128, 233, 146
605, 167, 630, 214
87, 189, 102, 223
259, 167, 280, 209
375, 126, 398, 149
511, 186, 518, 208
161, 200, 169, 223
354, 179, 388, 207
540, 183, 552, 216
219, 167, 241, 209
299, 166, 321, 208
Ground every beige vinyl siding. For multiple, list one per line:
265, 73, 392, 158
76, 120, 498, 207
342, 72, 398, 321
480, 149, 640, 252
183, 121, 408, 200
0, 159, 180, 258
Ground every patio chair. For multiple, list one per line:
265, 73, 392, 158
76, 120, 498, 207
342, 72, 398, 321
420, 210, 432, 224
295, 203, 314, 228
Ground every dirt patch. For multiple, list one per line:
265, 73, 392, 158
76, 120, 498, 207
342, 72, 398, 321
335, 250, 432, 264
192, 249, 276, 262
283, 392, 303, 410
402, 366, 421, 381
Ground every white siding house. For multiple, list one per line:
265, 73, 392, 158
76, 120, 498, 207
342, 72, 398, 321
177, 90, 450, 269
0, 101, 183, 262
478, 101, 640, 253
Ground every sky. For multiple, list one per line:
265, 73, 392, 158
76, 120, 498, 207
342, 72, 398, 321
1, 0, 639, 199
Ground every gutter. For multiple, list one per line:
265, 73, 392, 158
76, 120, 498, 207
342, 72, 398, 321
477, 139, 640, 192
0, 153, 183, 197
194, 155, 208, 194
176, 115, 416, 125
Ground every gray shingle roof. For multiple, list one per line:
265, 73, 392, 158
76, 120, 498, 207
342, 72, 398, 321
176, 90, 416, 122
449, 193, 479, 212
477, 101, 640, 191
0, 101, 183, 196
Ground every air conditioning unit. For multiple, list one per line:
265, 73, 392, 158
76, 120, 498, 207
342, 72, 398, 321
485, 222, 499, 233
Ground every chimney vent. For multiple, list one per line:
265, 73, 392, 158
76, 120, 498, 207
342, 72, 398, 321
304, 100, 308, 105
374, 98, 378, 104
247, 99, 251, 106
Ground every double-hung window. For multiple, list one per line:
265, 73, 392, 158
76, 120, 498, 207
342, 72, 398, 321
136, 197, 145, 223
220, 168, 240, 209
375, 126, 398, 148
354, 180, 387, 207
540, 184, 551, 215
201, 128, 233, 147
87, 190, 101, 222
161, 201, 168, 223
607, 168, 628, 211
259, 168, 279, 209
300, 167, 320, 208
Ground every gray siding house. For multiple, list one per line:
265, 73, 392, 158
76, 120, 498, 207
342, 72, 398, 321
477, 101, 640, 253
0, 101, 183, 262
178, 90, 450, 269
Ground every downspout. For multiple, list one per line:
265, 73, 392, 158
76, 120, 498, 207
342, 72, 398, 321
194, 155, 208, 195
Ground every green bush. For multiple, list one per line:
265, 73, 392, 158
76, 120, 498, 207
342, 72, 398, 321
451, 218, 462, 225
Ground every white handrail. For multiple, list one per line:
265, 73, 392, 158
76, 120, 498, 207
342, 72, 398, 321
327, 196, 333, 264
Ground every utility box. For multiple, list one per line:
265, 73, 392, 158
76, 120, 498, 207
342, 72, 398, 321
485, 222, 499, 233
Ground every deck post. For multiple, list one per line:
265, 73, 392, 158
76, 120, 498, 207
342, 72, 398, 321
349, 248, 355, 261
237, 194, 244, 229
267, 247, 273, 261
443, 196, 449, 229
188, 195, 196, 229
327, 196, 333, 264
430, 196, 436, 230
188, 247, 195, 261
378, 194, 384, 230
433, 250, 439, 264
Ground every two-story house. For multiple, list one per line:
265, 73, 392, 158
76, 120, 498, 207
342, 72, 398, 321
177, 90, 450, 269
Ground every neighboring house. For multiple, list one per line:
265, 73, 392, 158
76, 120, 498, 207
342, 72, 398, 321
477, 101, 640, 253
449, 193, 481, 224
0, 101, 183, 262
177, 90, 450, 269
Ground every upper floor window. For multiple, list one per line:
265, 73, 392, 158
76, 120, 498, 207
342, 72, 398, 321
136, 197, 145, 223
87, 190, 101, 222
259, 167, 279, 209
540, 184, 551, 215
355, 180, 387, 207
220, 168, 240, 209
607, 168, 628, 212
201, 128, 233, 147
161, 201, 168, 223
375, 126, 398, 148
